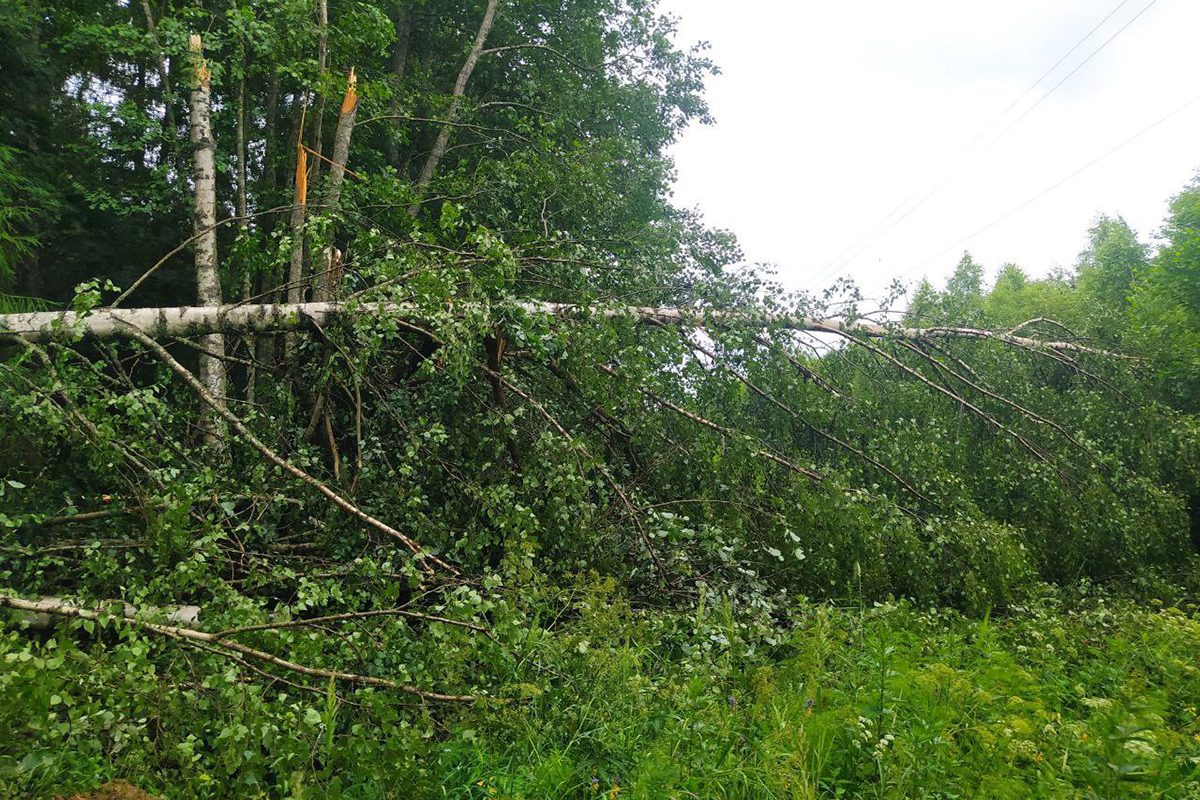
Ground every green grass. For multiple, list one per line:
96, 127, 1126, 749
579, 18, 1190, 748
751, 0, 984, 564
2, 587, 1200, 798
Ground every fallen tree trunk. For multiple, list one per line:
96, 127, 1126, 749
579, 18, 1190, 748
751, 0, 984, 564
0, 301, 1130, 357
11, 595, 200, 630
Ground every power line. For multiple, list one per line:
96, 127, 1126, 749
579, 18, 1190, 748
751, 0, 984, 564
896, 91, 1200, 282
964, 0, 1138, 152
806, 0, 1156, 290
979, 0, 1160, 150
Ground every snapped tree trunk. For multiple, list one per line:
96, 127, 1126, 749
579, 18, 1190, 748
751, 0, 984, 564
284, 100, 311, 360
408, 0, 499, 216
315, 68, 358, 302
188, 34, 227, 447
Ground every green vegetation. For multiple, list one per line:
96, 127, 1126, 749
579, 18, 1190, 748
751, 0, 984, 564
1, 0, 1199, 797
4, 588, 1200, 797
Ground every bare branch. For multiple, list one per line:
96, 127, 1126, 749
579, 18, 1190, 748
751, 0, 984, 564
480, 43, 606, 72
0, 595, 475, 702
214, 608, 489, 637
596, 363, 824, 483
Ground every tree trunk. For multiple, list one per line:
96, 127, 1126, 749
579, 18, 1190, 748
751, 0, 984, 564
283, 101, 310, 361
236, 71, 249, 226
408, 0, 499, 215
286, 161, 309, 306
236, 60, 258, 405
263, 71, 280, 199
140, 0, 177, 144
0, 301, 1131, 359
311, 0, 330, 182
387, 3, 412, 168
315, 69, 358, 302
188, 34, 227, 446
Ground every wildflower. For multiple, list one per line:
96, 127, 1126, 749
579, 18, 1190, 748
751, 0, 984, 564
1124, 739, 1158, 758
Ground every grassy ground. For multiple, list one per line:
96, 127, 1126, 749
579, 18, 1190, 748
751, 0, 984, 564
3, 586, 1200, 798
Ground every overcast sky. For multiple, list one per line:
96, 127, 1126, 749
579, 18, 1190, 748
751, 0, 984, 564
660, 0, 1200, 300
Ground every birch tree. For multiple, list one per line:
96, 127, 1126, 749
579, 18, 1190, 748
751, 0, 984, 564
188, 34, 227, 446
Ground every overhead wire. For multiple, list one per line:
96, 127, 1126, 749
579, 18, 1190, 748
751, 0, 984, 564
895, 90, 1200, 281
806, 0, 1159, 290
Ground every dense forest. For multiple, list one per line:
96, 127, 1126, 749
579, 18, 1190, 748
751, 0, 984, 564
1, 0, 1199, 797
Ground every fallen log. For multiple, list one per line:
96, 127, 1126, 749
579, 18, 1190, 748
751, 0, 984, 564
11, 595, 200, 630
0, 301, 1131, 357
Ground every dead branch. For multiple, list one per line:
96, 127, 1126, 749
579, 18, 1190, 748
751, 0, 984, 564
6, 595, 200, 630
0, 595, 475, 702
38, 509, 124, 526
595, 363, 824, 482
214, 607, 489, 637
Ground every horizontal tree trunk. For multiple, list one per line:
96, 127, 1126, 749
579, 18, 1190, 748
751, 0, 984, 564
0, 301, 1124, 356
10, 595, 201, 630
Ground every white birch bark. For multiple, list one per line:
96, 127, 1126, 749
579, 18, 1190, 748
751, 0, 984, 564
0, 300, 1128, 358
188, 34, 227, 446
315, 69, 358, 301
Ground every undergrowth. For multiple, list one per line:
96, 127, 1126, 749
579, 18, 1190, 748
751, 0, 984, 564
3, 581, 1199, 799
